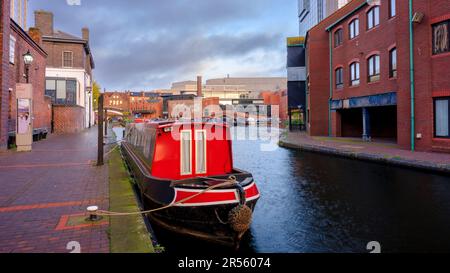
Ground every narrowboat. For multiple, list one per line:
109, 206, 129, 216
120, 120, 260, 248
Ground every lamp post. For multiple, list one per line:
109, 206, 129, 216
23, 50, 34, 83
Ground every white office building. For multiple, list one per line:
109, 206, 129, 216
298, 0, 349, 36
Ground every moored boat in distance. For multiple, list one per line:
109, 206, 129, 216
120, 120, 260, 248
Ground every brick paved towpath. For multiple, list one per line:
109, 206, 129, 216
0, 128, 109, 253
279, 132, 450, 174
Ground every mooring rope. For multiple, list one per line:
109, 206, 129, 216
92, 176, 238, 217
103, 128, 129, 157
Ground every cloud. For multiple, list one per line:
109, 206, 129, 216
28, 0, 298, 90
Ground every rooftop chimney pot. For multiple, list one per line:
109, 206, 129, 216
82, 27, 90, 41
197, 76, 203, 98
34, 10, 53, 36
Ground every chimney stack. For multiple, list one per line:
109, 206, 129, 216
197, 76, 203, 97
28, 27, 43, 45
34, 10, 53, 36
82, 27, 90, 41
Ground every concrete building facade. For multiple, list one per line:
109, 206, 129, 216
306, 0, 450, 152
171, 77, 287, 105
298, 0, 350, 36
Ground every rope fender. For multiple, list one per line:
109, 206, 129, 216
228, 204, 253, 233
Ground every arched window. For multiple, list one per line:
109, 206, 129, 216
349, 19, 359, 39
389, 0, 396, 18
367, 55, 380, 82
349, 62, 360, 86
334, 29, 343, 47
335, 67, 344, 89
367, 6, 380, 30
389, 48, 397, 78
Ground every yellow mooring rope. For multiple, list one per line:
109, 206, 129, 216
92, 176, 238, 217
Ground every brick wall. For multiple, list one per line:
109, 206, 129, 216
0, 0, 11, 149
34, 10, 89, 70
104, 91, 130, 112
53, 105, 85, 134
307, 0, 450, 152
43, 42, 85, 69
168, 99, 194, 118
395, 0, 450, 152
8, 23, 50, 134
34, 10, 53, 36
306, 0, 366, 137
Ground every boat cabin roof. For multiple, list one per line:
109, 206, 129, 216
125, 120, 233, 180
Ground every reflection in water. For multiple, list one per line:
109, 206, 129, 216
123, 126, 450, 253
112, 126, 124, 142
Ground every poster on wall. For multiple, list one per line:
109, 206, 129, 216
17, 99, 31, 134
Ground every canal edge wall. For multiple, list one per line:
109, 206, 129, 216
278, 140, 450, 175
107, 140, 156, 253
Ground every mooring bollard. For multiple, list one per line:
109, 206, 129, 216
86, 206, 99, 221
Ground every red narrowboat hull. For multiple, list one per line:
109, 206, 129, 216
121, 142, 260, 247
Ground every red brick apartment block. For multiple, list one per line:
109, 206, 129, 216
306, 0, 450, 152
1, 1, 51, 149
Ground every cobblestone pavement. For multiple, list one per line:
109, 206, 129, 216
280, 132, 450, 173
0, 128, 109, 253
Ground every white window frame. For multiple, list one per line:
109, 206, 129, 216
367, 6, 380, 30
9, 35, 16, 64
435, 98, 450, 138
350, 62, 360, 86
390, 48, 397, 78
180, 130, 192, 175
62, 51, 73, 68
389, 0, 396, 18
368, 55, 380, 82
349, 19, 359, 39
195, 130, 207, 174
335, 67, 344, 89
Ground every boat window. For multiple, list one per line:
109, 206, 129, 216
195, 130, 207, 174
180, 130, 192, 175
143, 128, 156, 162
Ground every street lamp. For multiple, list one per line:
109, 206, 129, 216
23, 50, 34, 83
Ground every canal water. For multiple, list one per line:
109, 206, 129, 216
115, 126, 450, 253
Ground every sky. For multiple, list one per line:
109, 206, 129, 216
28, 0, 298, 91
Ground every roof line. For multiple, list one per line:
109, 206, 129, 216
325, 2, 367, 31
10, 19, 47, 57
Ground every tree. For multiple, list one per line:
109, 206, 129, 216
92, 81, 101, 110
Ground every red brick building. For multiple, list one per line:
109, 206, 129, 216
104, 91, 130, 113
1, 0, 50, 150
129, 92, 163, 119
306, 0, 450, 152
104, 91, 223, 120
34, 10, 95, 134
104, 91, 163, 119
261, 90, 288, 121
